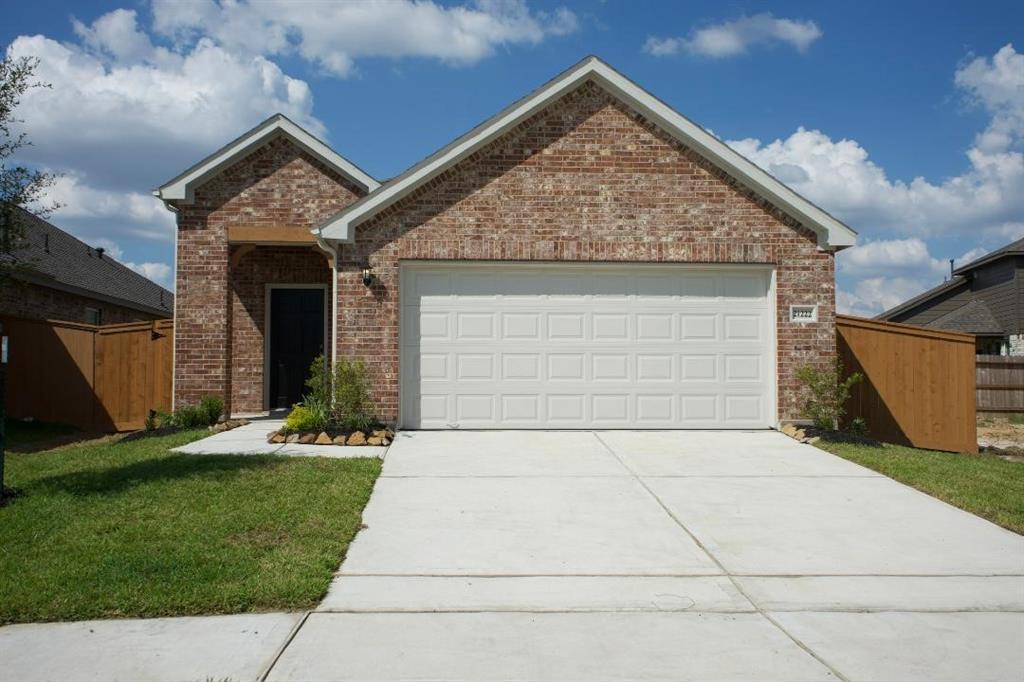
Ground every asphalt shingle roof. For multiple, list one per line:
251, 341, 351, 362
2, 209, 173, 317
926, 299, 1003, 335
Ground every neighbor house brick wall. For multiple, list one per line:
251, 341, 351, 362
172, 136, 365, 412
229, 247, 331, 414
338, 82, 835, 423
0, 280, 166, 324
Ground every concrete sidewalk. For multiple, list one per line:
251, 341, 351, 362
171, 419, 388, 458
2, 430, 1022, 681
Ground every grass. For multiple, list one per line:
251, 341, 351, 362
816, 439, 1024, 534
0, 429, 381, 624
4, 418, 82, 452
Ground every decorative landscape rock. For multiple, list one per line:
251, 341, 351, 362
266, 426, 395, 446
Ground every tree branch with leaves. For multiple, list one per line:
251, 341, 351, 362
0, 55, 59, 283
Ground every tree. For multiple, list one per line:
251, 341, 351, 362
1, 55, 57, 501
1, 55, 58, 283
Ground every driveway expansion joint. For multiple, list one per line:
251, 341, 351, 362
590, 431, 855, 682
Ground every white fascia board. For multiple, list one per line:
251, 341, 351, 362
316, 57, 857, 250
156, 115, 379, 203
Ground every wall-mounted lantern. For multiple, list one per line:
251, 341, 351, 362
362, 266, 374, 288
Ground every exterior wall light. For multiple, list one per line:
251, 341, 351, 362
362, 266, 374, 287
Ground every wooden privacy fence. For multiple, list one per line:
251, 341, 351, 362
837, 315, 977, 453
976, 355, 1024, 414
1, 316, 173, 432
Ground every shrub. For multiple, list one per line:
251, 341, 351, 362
285, 399, 329, 433
304, 354, 331, 406
199, 395, 224, 425
795, 358, 863, 431
332, 358, 374, 431
161, 395, 224, 429
297, 355, 378, 432
170, 405, 208, 429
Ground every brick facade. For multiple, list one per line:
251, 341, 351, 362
338, 83, 835, 423
171, 136, 364, 411
0, 279, 165, 324
172, 82, 837, 423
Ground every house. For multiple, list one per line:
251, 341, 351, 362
156, 56, 857, 429
877, 237, 1023, 355
0, 208, 173, 324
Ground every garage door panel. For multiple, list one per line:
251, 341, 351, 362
402, 265, 774, 429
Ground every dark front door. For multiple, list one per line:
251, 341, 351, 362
269, 288, 325, 409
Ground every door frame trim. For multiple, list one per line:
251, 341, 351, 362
263, 283, 329, 411
398, 261, 778, 430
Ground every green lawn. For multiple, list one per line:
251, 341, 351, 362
4, 418, 82, 453
816, 439, 1024, 534
0, 429, 381, 624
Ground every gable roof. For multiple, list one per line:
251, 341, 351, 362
315, 56, 858, 250
3, 209, 174, 318
927, 299, 1003, 335
155, 114, 379, 203
953, 237, 1024, 275
876, 276, 968, 321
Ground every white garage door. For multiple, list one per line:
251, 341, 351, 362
400, 263, 775, 429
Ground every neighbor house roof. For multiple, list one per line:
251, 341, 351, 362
953, 237, 1024, 275
315, 56, 858, 250
2, 209, 174, 318
926, 299, 1003, 335
876, 277, 969, 321
155, 114, 380, 204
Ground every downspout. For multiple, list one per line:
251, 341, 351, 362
315, 236, 339, 366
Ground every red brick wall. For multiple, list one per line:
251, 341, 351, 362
172, 136, 365, 412
0, 279, 165, 324
229, 247, 331, 414
339, 83, 835, 423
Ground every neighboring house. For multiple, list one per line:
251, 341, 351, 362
877, 238, 1023, 355
0, 209, 174, 324
156, 56, 857, 429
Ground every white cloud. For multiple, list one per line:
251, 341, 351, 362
837, 277, 930, 317
834, 239, 1003, 316
723, 44, 1024, 317
151, 0, 578, 77
124, 261, 174, 289
838, 238, 949, 280
80, 238, 173, 290
47, 174, 175, 243
644, 13, 821, 59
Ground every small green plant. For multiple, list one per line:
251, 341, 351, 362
847, 416, 868, 437
795, 358, 863, 431
144, 410, 158, 432
285, 405, 321, 433
1008, 413, 1024, 426
302, 394, 330, 432
199, 395, 224, 425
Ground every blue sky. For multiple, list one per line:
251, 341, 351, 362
4, 1, 1023, 315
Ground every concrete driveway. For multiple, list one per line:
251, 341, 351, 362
270, 430, 1024, 682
